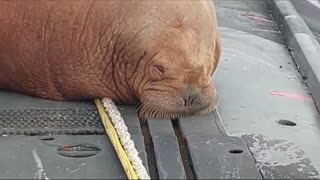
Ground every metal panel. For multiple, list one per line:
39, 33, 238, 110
0, 135, 126, 179
148, 119, 186, 179
178, 112, 262, 179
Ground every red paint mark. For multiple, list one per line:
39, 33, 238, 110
270, 91, 313, 101
245, 15, 274, 23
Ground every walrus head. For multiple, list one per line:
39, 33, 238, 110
134, 24, 221, 120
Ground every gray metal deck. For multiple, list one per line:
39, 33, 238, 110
1, 0, 320, 179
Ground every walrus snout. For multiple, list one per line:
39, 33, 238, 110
177, 84, 217, 113
179, 86, 202, 109
137, 82, 218, 120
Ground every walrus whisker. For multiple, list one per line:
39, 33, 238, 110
136, 102, 142, 111
156, 109, 159, 118
136, 100, 217, 120
154, 109, 159, 118
150, 107, 155, 116
150, 108, 155, 117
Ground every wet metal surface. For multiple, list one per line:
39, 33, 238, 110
178, 112, 263, 179
214, 0, 320, 177
212, 0, 320, 178
215, 0, 284, 45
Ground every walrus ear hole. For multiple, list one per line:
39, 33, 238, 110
150, 64, 164, 81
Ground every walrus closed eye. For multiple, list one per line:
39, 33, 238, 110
0, 1, 221, 120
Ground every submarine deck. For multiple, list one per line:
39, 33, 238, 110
1, 0, 320, 179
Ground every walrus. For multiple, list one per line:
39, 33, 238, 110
0, 0, 221, 119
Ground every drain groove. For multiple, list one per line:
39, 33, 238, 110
140, 120, 159, 179
171, 119, 197, 180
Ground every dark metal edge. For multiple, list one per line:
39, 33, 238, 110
264, 0, 320, 112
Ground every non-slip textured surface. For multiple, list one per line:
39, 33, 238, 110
0, 108, 104, 135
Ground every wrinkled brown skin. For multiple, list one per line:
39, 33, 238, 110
0, 0, 221, 120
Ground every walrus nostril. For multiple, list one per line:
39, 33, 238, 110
180, 87, 200, 108
190, 95, 195, 106
183, 99, 187, 106
182, 95, 197, 107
